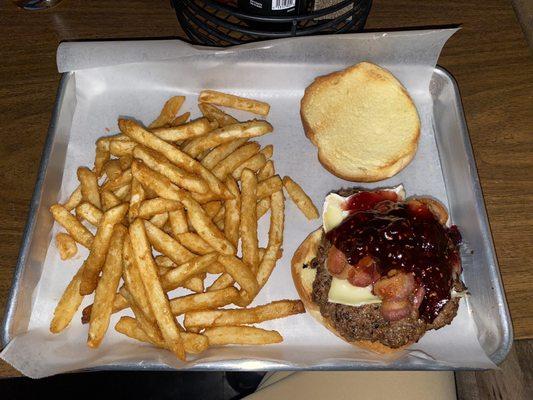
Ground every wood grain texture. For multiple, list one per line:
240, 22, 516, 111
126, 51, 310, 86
365, 1, 533, 340
0, 0, 531, 379
456, 340, 533, 400
511, 0, 533, 47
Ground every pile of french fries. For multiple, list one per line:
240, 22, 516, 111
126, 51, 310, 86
49, 91, 319, 360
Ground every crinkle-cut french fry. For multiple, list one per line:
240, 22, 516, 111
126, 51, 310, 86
138, 198, 183, 219
224, 176, 240, 248
50, 204, 94, 248
56, 233, 78, 260
63, 186, 82, 211
132, 161, 233, 254
256, 175, 282, 199
207, 262, 225, 275
76, 202, 103, 226
199, 90, 270, 116
119, 154, 133, 170
239, 169, 259, 272
101, 169, 132, 192
160, 253, 217, 292
201, 138, 247, 170
129, 178, 145, 222
211, 142, 260, 180
207, 273, 234, 292
133, 145, 209, 194
81, 292, 128, 324
155, 255, 175, 268
115, 316, 208, 354
113, 181, 131, 201
50, 263, 86, 333
78, 167, 101, 209
121, 288, 164, 343
257, 190, 285, 288
131, 160, 187, 202
155, 261, 207, 291
122, 238, 155, 324
190, 191, 225, 204
182, 120, 272, 158
120, 119, 230, 198
88, 224, 127, 348
116, 315, 164, 347
256, 197, 270, 220
257, 160, 275, 181
260, 144, 273, 159
159, 240, 224, 274
170, 112, 191, 126
80, 204, 128, 295
151, 117, 218, 142
204, 326, 282, 346
198, 102, 239, 127
183, 276, 204, 293
213, 205, 225, 225
132, 162, 235, 254
149, 96, 185, 129
109, 139, 136, 157
184, 300, 305, 328
203, 201, 223, 219
168, 209, 188, 235
104, 159, 122, 181
231, 153, 267, 180
129, 218, 186, 360
181, 195, 235, 255
96, 134, 129, 152
95, 142, 110, 177
176, 232, 213, 254
101, 190, 122, 211
282, 176, 319, 220
217, 254, 259, 306
144, 220, 195, 265
214, 217, 224, 231
149, 212, 169, 228
170, 287, 239, 316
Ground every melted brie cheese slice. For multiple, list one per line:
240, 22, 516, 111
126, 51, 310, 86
328, 277, 381, 306
322, 193, 349, 233
322, 184, 405, 233
322, 185, 408, 306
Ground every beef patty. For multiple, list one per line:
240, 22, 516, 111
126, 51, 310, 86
309, 188, 464, 348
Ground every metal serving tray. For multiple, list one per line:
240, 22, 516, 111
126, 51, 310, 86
1, 65, 512, 371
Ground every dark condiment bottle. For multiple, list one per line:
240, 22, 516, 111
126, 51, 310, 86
237, 0, 311, 31
238, 0, 308, 16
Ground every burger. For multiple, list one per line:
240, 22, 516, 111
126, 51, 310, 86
291, 185, 465, 353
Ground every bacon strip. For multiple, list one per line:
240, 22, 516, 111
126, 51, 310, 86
327, 246, 348, 276
374, 271, 416, 322
347, 256, 380, 287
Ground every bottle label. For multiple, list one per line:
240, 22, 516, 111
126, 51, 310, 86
271, 0, 296, 10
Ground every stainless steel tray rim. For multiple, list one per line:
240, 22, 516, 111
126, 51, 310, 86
433, 66, 512, 365
1, 72, 75, 349
0, 66, 513, 371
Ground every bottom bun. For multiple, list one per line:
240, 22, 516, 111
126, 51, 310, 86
291, 229, 408, 355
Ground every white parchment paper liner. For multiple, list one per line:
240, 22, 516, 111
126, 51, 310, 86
2, 29, 496, 378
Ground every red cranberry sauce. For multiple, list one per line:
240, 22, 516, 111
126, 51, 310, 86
326, 192, 462, 323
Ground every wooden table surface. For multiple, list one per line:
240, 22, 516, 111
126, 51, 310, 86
0, 0, 532, 384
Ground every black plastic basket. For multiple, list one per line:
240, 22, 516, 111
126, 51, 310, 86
172, 0, 372, 46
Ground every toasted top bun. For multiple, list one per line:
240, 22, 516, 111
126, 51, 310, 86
300, 62, 420, 182
291, 197, 449, 354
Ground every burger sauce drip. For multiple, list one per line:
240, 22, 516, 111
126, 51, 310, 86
326, 192, 462, 323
